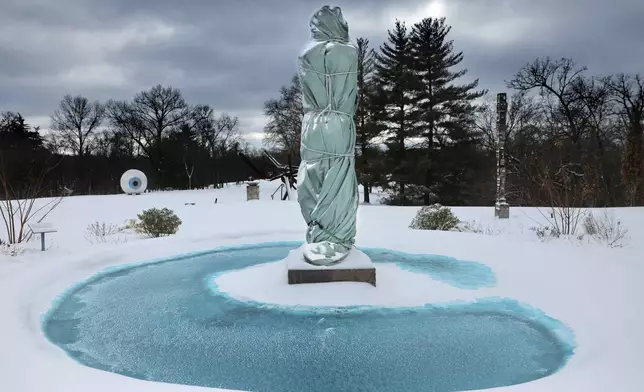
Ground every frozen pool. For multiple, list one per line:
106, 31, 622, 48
43, 242, 574, 392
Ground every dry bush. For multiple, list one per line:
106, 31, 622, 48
582, 210, 629, 247
458, 221, 503, 236
84, 221, 125, 244
0, 154, 64, 247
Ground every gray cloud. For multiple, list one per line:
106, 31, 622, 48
1, 0, 642, 138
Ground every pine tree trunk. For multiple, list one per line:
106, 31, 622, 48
424, 122, 435, 205
399, 182, 405, 205
423, 169, 431, 205
361, 144, 370, 204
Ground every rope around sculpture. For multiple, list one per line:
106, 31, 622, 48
298, 65, 357, 165
298, 64, 358, 249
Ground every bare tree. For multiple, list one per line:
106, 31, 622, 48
507, 57, 608, 207
475, 91, 543, 151
50, 95, 105, 157
603, 74, 644, 205
191, 106, 241, 187
573, 75, 620, 205
474, 92, 544, 204
195, 106, 240, 158
507, 57, 588, 144
106, 85, 190, 182
183, 158, 194, 189
263, 75, 303, 158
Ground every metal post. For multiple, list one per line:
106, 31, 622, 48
40, 233, 45, 251
495, 93, 510, 219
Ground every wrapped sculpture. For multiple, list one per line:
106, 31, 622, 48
296, 5, 359, 265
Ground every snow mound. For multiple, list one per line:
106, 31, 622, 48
210, 260, 492, 308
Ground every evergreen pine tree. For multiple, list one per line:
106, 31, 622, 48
409, 17, 486, 204
355, 37, 383, 203
372, 20, 419, 205
0, 112, 44, 150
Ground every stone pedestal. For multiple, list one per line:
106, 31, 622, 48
494, 202, 510, 219
286, 246, 376, 286
246, 182, 259, 201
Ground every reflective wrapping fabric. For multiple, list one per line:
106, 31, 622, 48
296, 6, 359, 250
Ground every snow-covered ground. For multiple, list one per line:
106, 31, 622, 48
1, 180, 643, 391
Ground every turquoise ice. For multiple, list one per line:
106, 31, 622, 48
43, 242, 575, 392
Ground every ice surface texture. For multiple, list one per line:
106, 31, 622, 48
42, 242, 575, 392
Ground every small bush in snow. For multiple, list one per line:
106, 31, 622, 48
134, 208, 182, 238
582, 214, 598, 236
530, 225, 560, 241
409, 204, 460, 231
458, 220, 502, 236
582, 210, 628, 248
84, 221, 125, 244
0, 241, 25, 256
123, 219, 139, 230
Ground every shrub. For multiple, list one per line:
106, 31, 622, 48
530, 225, 560, 241
134, 208, 182, 238
409, 204, 460, 231
458, 220, 502, 236
84, 221, 125, 244
537, 206, 585, 236
582, 213, 598, 236
582, 210, 628, 247
0, 240, 25, 256
123, 219, 139, 230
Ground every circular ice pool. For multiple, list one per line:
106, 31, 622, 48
43, 242, 575, 392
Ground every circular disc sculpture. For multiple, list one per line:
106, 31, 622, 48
120, 169, 147, 195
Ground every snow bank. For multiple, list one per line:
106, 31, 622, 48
210, 261, 492, 308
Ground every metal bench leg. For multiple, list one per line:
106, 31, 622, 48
41, 233, 46, 251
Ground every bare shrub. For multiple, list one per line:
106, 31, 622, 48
522, 148, 591, 237
582, 210, 629, 247
84, 221, 125, 244
0, 241, 27, 256
530, 225, 561, 241
537, 206, 585, 237
0, 154, 64, 247
458, 221, 502, 236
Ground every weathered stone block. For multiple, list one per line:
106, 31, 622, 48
246, 182, 259, 201
495, 202, 510, 219
285, 246, 376, 286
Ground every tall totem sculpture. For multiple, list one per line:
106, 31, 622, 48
495, 93, 510, 219
296, 5, 359, 265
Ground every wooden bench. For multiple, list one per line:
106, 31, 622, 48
28, 222, 57, 251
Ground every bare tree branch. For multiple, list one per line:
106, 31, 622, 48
51, 95, 105, 157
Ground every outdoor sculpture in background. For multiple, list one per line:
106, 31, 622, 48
120, 169, 147, 195
296, 5, 359, 266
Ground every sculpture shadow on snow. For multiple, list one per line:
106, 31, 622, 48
42, 241, 575, 392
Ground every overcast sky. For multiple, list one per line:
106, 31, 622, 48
1, 0, 642, 144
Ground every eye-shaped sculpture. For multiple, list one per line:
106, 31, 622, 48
120, 169, 148, 194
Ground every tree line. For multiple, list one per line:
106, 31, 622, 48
264, 17, 644, 207
2, 16, 643, 207
0, 85, 284, 197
